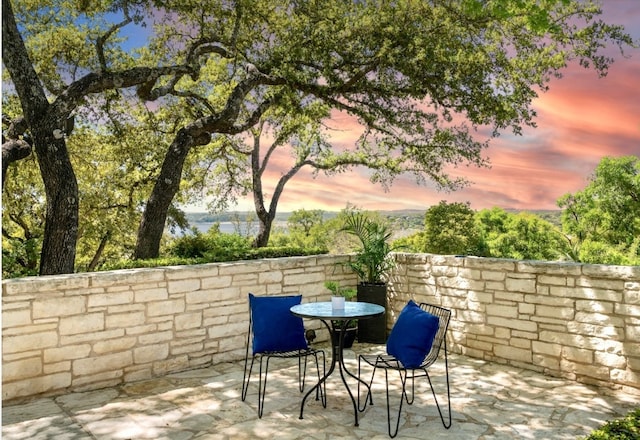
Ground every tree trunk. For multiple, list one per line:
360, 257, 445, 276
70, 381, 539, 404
3, 1, 78, 275
250, 131, 274, 248
134, 130, 193, 259
87, 232, 110, 272
253, 214, 273, 248
35, 128, 79, 275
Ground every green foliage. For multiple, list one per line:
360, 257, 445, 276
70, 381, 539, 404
2, 153, 44, 278
168, 227, 252, 260
582, 408, 640, 440
287, 209, 325, 237
100, 256, 208, 271
340, 211, 397, 284
558, 156, 640, 264
397, 203, 570, 262
1, 236, 41, 279
576, 240, 639, 266
245, 246, 328, 259
168, 229, 216, 259
276, 209, 332, 250
391, 232, 426, 253
129, 225, 328, 269
269, 207, 368, 255
102, 242, 326, 271
423, 201, 486, 256
476, 208, 568, 261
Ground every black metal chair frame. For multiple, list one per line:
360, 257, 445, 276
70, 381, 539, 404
241, 301, 326, 418
357, 302, 452, 438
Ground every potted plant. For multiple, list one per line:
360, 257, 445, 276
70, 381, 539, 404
341, 212, 397, 343
324, 280, 358, 348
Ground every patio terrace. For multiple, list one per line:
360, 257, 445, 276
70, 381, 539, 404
2, 344, 638, 440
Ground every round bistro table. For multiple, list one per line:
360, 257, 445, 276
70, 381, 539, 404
290, 301, 385, 426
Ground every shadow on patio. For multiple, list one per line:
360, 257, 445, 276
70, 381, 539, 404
2, 345, 637, 440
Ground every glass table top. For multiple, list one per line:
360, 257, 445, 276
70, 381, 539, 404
290, 301, 384, 320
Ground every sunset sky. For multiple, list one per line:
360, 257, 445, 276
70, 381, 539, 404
194, 1, 640, 214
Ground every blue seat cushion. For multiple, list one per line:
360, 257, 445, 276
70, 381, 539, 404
386, 300, 439, 369
249, 293, 308, 354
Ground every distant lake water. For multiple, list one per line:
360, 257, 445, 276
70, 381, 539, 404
187, 221, 288, 235
191, 222, 257, 234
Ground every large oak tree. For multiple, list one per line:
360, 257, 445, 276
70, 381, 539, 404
132, 0, 636, 258
2, 0, 199, 273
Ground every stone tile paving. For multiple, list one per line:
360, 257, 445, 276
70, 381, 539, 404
3, 346, 638, 440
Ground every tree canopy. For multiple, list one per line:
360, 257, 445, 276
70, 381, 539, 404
2, 0, 636, 274
476, 208, 568, 261
558, 155, 640, 264
423, 201, 485, 256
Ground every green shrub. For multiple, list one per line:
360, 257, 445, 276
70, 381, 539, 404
169, 229, 212, 258
100, 245, 327, 271
578, 240, 629, 266
100, 256, 208, 271
583, 408, 640, 440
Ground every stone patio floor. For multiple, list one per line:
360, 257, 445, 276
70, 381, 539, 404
2, 344, 638, 440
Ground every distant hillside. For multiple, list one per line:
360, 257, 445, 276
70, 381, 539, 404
185, 211, 282, 223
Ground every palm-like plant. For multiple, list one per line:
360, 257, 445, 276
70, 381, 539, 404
341, 212, 396, 284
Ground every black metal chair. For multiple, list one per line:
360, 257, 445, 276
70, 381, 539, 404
357, 302, 452, 438
241, 293, 326, 418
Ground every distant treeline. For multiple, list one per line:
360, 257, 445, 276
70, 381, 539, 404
185, 209, 562, 230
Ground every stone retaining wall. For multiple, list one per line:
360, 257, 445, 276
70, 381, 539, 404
3, 254, 639, 402
2, 256, 356, 402
387, 253, 640, 395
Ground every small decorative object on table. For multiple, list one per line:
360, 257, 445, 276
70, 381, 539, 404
331, 296, 345, 310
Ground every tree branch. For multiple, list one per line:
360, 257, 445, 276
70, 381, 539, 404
96, 4, 133, 71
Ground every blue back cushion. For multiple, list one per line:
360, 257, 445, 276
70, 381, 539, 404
386, 300, 440, 368
249, 293, 308, 354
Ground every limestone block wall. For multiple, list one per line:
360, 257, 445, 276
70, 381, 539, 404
387, 253, 640, 395
2, 255, 356, 402
3, 253, 639, 402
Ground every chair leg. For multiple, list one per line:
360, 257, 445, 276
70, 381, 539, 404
242, 319, 253, 402
297, 352, 306, 392
241, 354, 255, 402
357, 355, 376, 412
385, 368, 409, 438
405, 370, 416, 405
425, 346, 452, 429
257, 355, 271, 419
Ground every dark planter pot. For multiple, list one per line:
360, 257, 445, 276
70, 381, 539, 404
357, 283, 387, 343
331, 326, 357, 349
